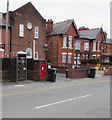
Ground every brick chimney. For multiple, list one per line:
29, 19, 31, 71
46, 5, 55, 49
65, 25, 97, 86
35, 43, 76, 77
78, 26, 89, 31
46, 19, 53, 35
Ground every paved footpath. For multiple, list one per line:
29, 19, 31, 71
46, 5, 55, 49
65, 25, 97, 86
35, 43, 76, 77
1, 71, 111, 118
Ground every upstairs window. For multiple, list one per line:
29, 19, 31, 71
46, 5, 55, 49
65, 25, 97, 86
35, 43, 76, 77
93, 41, 96, 51
84, 41, 89, 51
97, 41, 100, 52
102, 46, 107, 53
62, 35, 67, 48
75, 40, 80, 50
19, 24, 24, 37
34, 27, 39, 39
68, 36, 73, 48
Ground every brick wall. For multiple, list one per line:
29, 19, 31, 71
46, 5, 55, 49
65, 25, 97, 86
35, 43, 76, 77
67, 64, 89, 79
9, 2, 46, 60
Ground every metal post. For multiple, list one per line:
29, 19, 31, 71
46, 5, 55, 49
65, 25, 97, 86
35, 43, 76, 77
5, 0, 9, 58
33, 40, 35, 59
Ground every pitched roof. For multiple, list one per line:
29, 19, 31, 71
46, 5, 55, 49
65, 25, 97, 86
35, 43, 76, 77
79, 28, 101, 40
50, 19, 79, 36
13, 2, 45, 21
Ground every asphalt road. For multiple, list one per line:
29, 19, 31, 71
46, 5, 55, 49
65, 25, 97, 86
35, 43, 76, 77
2, 73, 110, 118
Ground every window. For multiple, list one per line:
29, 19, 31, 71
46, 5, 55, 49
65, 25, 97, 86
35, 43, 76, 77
68, 53, 72, 63
62, 35, 67, 48
62, 53, 67, 63
0, 29, 2, 43
102, 46, 107, 53
84, 41, 89, 51
68, 36, 73, 48
35, 52, 38, 60
92, 55, 96, 59
97, 41, 100, 52
83, 54, 89, 60
74, 54, 80, 67
75, 40, 80, 50
19, 24, 24, 37
93, 41, 96, 51
34, 27, 39, 39
26, 48, 32, 59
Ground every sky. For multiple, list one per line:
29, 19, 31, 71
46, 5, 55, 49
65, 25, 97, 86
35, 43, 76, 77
0, 0, 111, 38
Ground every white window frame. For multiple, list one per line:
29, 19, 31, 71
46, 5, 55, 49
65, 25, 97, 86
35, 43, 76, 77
62, 53, 67, 63
93, 41, 96, 51
68, 53, 72, 63
0, 29, 2, 43
97, 41, 100, 52
75, 40, 81, 50
19, 24, 24, 37
68, 35, 73, 49
84, 41, 89, 51
62, 35, 67, 48
34, 27, 39, 39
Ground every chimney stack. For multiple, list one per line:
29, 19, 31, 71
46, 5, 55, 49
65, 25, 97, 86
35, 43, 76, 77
46, 19, 53, 35
78, 26, 89, 31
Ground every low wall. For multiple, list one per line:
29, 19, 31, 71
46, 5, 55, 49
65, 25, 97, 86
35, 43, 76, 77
0, 70, 11, 80
27, 60, 47, 81
104, 68, 112, 75
80, 64, 112, 70
53, 66, 66, 73
68, 64, 89, 79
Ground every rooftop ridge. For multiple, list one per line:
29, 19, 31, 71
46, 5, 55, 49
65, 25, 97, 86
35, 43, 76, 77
54, 19, 73, 25
79, 28, 101, 31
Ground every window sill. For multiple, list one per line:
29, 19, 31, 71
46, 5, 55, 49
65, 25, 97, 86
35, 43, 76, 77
75, 49, 80, 51
62, 47, 67, 49
68, 47, 73, 49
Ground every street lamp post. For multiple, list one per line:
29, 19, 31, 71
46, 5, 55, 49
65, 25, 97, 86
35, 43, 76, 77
5, 0, 9, 58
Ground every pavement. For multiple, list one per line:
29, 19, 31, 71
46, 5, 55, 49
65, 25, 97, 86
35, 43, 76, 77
1, 70, 111, 118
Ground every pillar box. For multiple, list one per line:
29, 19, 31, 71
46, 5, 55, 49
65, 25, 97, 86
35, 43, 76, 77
27, 60, 47, 81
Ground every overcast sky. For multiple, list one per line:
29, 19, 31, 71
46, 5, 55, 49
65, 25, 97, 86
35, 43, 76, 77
0, 0, 111, 38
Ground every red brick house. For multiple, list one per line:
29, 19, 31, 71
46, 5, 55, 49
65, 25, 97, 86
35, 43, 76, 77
79, 27, 112, 62
46, 19, 80, 69
4, 2, 46, 60
0, 12, 10, 58
101, 38, 112, 62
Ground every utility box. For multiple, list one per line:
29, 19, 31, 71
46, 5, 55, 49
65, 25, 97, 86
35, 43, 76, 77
10, 52, 27, 82
27, 60, 47, 81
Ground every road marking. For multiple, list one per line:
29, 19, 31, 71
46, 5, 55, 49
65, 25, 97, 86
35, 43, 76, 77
35, 94, 94, 109
2, 79, 110, 97
14, 85, 25, 87
96, 75, 102, 77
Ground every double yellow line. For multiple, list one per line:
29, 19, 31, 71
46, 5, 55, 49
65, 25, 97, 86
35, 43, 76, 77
1, 79, 110, 97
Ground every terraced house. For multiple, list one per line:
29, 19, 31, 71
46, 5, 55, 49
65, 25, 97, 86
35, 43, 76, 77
46, 20, 112, 72
46, 19, 80, 71
79, 27, 112, 62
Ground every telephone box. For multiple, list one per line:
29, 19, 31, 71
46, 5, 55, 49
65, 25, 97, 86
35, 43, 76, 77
10, 52, 27, 82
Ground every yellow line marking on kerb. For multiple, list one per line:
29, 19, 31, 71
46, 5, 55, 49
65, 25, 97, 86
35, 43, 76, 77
2, 79, 110, 97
